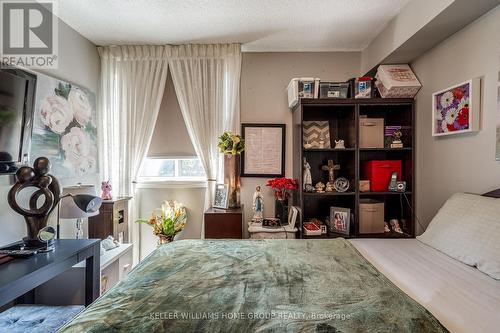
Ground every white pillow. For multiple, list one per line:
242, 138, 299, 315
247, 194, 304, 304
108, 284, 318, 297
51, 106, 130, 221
417, 192, 500, 280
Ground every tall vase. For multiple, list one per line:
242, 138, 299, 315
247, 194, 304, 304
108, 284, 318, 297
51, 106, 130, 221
275, 198, 289, 225
224, 154, 241, 208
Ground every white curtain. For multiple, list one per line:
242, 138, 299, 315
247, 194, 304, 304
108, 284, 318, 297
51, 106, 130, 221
98, 45, 170, 262
168, 44, 242, 237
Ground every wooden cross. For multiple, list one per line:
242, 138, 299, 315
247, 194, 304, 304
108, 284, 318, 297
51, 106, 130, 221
322, 160, 340, 183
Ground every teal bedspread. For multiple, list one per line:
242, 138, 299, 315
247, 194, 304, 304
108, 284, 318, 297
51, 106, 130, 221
58, 239, 448, 333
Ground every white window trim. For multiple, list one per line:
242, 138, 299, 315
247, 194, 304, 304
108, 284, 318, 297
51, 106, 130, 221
135, 179, 207, 189
137, 156, 207, 189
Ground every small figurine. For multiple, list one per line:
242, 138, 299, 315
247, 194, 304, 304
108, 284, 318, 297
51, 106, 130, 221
318, 138, 325, 149
325, 182, 334, 192
384, 222, 391, 233
252, 186, 264, 220
390, 219, 403, 233
315, 182, 326, 193
303, 158, 313, 191
303, 141, 313, 149
334, 140, 346, 149
101, 180, 112, 200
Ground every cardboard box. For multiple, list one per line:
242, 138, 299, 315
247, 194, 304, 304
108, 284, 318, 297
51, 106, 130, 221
359, 199, 385, 234
359, 180, 371, 192
360, 118, 384, 148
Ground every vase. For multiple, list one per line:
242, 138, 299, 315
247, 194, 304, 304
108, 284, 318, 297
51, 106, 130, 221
224, 154, 241, 208
275, 198, 289, 225
157, 235, 173, 246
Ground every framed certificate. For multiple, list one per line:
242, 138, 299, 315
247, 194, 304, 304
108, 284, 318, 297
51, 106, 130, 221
241, 123, 285, 177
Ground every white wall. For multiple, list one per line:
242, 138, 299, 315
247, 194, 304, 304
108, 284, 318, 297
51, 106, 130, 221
0, 20, 100, 246
412, 5, 500, 233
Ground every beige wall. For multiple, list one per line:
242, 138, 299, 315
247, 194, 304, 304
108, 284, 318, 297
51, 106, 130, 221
240, 52, 361, 237
412, 5, 500, 233
137, 185, 205, 260
0, 20, 100, 247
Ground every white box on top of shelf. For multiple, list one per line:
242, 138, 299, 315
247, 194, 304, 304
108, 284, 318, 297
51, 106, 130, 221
287, 77, 320, 108
376, 64, 421, 98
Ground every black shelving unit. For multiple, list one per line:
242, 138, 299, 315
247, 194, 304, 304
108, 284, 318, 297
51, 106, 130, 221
292, 98, 415, 239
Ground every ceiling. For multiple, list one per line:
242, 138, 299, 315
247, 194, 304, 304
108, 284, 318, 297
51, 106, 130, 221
57, 0, 412, 52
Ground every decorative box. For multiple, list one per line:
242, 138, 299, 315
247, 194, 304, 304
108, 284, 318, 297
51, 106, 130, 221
375, 64, 421, 98
359, 199, 385, 234
287, 77, 320, 108
359, 117, 384, 148
319, 82, 349, 98
359, 180, 371, 192
303, 220, 322, 236
363, 160, 402, 192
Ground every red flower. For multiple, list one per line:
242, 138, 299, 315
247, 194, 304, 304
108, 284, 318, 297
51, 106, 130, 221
456, 106, 469, 127
453, 87, 464, 100
266, 177, 298, 200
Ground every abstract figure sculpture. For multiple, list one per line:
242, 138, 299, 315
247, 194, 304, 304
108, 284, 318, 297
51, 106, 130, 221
8, 157, 61, 247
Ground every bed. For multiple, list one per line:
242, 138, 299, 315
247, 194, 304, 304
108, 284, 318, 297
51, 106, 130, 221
58, 192, 500, 333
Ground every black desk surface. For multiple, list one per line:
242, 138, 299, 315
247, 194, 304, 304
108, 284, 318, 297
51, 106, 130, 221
0, 239, 100, 306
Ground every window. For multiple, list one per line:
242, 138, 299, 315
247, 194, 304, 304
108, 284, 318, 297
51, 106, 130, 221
138, 157, 206, 181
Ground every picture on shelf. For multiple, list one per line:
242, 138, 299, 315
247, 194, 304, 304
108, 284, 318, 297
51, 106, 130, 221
213, 184, 229, 209
329, 207, 351, 236
432, 78, 480, 136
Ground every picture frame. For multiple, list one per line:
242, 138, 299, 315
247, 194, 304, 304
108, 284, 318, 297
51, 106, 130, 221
329, 207, 351, 236
213, 184, 229, 209
241, 123, 285, 177
432, 78, 481, 137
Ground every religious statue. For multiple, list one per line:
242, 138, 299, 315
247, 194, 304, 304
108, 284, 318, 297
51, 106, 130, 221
303, 158, 313, 192
322, 160, 340, 190
252, 186, 264, 220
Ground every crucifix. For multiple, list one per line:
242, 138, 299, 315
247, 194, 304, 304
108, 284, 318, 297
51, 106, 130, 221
322, 160, 340, 184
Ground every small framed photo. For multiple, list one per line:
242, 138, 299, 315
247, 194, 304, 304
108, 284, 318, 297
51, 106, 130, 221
320, 225, 327, 234
213, 184, 229, 209
329, 207, 351, 236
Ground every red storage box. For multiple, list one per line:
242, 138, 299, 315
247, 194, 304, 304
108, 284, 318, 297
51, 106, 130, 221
363, 160, 402, 192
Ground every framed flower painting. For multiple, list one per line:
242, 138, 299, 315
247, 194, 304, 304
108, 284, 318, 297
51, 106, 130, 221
31, 73, 98, 178
432, 78, 480, 137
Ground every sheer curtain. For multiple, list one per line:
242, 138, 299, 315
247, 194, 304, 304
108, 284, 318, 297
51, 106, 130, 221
169, 44, 242, 237
98, 45, 170, 262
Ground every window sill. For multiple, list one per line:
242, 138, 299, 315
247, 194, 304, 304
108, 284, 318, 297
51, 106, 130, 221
135, 179, 207, 189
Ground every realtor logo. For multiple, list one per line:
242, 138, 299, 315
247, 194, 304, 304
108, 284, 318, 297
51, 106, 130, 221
0, 0, 58, 68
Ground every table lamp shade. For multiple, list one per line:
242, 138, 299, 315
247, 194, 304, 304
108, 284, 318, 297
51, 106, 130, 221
60, 185, 100, 219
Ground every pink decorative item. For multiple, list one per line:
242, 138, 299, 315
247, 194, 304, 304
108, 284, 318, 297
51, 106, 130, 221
101, 181, 112, 200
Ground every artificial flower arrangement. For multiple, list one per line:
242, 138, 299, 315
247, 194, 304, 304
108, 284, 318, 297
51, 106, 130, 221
266, 177, 298, 201
136, 201, 187, 244
217, 131, 245, 154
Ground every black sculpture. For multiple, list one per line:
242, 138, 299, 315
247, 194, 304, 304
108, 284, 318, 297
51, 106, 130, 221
8, 157, 61, 247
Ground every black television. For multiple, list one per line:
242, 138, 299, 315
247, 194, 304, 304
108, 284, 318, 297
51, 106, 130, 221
0, 64, 36, 173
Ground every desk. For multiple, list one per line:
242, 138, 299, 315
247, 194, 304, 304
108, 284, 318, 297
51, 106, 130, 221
0, 239, 100, 307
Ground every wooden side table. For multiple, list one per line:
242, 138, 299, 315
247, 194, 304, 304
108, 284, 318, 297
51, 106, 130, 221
89, 197, 132, 243
204, 206, 243, 239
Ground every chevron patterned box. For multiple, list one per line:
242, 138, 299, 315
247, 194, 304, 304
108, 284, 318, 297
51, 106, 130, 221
302, 121, 331, 149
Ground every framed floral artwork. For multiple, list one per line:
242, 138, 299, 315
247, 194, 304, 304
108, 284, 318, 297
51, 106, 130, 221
432, 78, 480, 137
31, 73, 98, 178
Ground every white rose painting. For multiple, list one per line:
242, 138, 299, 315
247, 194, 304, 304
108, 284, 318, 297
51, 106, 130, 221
31, 74, 98, 178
